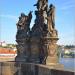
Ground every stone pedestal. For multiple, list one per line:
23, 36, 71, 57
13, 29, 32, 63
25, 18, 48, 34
46, 56, 58, 65
46, 37, 59, 65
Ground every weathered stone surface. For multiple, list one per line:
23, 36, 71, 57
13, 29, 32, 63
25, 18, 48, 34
15, 11, 32, 62
15, 0, 59, 65
0, 62, 74, 75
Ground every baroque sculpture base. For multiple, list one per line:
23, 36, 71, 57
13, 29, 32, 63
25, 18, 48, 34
15, 56, 27, 62
46, 56, 58, 65
46, 56, 64, 69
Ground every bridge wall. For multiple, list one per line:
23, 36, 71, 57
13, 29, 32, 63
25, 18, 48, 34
0, 62, 74, 75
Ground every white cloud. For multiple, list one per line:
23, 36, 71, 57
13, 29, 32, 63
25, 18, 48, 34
62, 1, 75, 5
58, 0, 75, 10
60, 5, 75, 10
0, 14, 18, 21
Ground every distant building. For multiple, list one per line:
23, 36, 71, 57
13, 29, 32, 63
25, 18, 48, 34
0, 48, 17, 57
64, 50, 70, 54
0, 41, 7, 47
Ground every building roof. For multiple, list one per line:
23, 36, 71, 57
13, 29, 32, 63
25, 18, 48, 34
0, 48, 16, 54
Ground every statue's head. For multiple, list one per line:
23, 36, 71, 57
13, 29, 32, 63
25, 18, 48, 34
30, 11, 33, 14
49, 4, 53, 8
21, 13, 25, 17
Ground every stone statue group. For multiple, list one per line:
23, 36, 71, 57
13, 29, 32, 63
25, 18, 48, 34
16, 0, 58, 63
16, 0, 58, 37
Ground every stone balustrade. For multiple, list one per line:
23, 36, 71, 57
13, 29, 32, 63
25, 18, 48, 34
0, 62, 74, 75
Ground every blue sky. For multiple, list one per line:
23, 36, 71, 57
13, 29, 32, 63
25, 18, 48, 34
0, 0, 75, 45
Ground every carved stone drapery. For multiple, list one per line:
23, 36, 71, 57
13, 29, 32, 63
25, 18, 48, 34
16, 11, 32, 32
15, 11, 32, 62
47, 4, 55, 29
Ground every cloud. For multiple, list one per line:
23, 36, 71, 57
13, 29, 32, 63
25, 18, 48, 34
62, 1, 75, 5
0, 14, 18, 21
60, 5, 75, 10
58, 0, 75, 10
